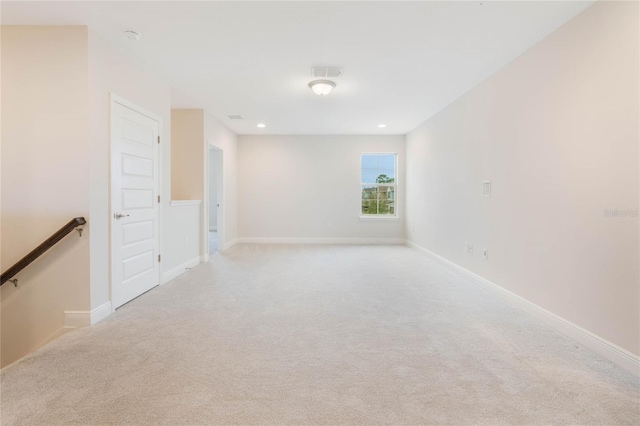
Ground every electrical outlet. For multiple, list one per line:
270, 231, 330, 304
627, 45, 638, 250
468, 243, 473, 254
483, 248, 488, 259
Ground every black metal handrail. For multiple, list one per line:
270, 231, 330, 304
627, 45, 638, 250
1, 217, 86, 286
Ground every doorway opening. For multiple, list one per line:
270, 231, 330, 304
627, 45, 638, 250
208, 145, 223, 254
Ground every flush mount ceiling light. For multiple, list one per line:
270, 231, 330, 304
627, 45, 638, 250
308, 80, 336, 96
124, 30, 141, 41
377, 124, 387, 128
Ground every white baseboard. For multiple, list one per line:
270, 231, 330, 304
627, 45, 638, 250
406, 240, 640, 377
64, 301, 112, 329
222, 238, 238, 251
90, 302, 112, 325
161, 256, 200, 284
237, 237, 406, 245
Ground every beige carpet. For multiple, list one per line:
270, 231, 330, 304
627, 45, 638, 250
1, 244, 638, 425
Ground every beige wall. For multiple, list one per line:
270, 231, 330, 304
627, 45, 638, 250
89, 30, 172, 311
237, 135, 405, 241
1, 26, 91, 367
406, 1, 639, 355
171, 109, 204, 201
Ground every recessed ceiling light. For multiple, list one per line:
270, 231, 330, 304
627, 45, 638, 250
377, 124, 387, 128
308, 80, 336, 96
124, 30, 141, 41
257, 123, 266, 128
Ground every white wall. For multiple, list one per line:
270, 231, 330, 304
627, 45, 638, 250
89, 31, 172, 312
237, 135, 405, 242
205, 112, 238, 250
1, 26, 90, 367
162, 202, 201, 280
208, 148, 220, 231
406, 1, 639, 356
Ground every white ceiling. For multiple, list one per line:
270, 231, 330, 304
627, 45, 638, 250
2, 1, 594, 135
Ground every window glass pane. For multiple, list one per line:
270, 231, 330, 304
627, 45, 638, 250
378, 154, 395, 170
377, 169, 395, 182
361, 155, 378, 169
386, 186, 395, 201
361, 169, 379, 183
379, 186, 394, 206
361, 185, 378, 200
389, 201, 395, 215
379, 198, 393, 215
360, 153, 397, 216
361, 200, 378, 215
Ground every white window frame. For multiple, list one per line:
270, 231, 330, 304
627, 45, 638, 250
359, 152, 398, 219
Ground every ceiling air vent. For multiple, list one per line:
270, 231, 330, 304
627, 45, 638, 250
311, 67, 343, 78
227, 115, 243, 120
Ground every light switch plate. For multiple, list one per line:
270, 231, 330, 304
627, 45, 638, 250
483, 180, 491, 197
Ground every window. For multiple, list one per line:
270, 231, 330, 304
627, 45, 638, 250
361, 153, 397, 216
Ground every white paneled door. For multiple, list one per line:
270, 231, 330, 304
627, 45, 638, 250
111, 99, 160, 309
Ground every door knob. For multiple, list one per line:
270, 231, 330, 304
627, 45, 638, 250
114, 212, 130, 220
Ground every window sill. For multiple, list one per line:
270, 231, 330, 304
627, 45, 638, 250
358, 215, 399, 221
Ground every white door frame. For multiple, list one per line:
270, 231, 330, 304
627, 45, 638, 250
205, 143, 224, 256
109, 93, 163, 310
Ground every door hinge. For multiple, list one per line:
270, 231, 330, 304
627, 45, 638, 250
158, 254, 161, 262
158, 195, 160, 203
157, 136, 160, 144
